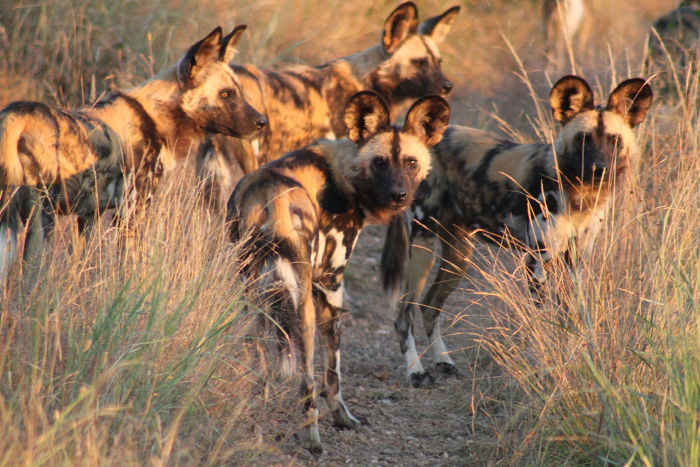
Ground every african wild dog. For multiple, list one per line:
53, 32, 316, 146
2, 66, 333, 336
0, 26, 266, 283
198, 1, 459, 210
646, 1, 700, 90
381, 75, 653, 387
543, 0, 591, 67
227, 91, 449, 452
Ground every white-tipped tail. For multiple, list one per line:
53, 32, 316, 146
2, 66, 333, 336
0, 221, 18, 284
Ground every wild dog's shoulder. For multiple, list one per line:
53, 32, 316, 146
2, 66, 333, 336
233, 141, 345, 205
273, 140, 357, 215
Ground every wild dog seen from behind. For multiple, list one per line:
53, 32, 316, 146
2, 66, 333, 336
543, 0, 592, 68
198, 1, 459, 210
0, 26, 266, 285
382, 75, 653, 387
646, 1, 700, 92
228, 91, 449, 452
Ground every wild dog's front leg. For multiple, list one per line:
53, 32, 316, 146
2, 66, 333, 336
316, 285, 367, 430
396, 233, 437, 387
526, 253, 547, 305
420, 233, 472, 379
117, 162, 161, 248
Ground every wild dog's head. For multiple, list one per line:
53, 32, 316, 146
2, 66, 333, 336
550, 75, 653, 192
344, 91, 450, 223
366, 2, 459, 111
177, 26, 266, 138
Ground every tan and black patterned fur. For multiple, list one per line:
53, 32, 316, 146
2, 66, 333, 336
198, 2, 459, 210
0, 26, 266, 283
381, 75, 653, 387
646, 1, 700, 89
228, 91, 449, 452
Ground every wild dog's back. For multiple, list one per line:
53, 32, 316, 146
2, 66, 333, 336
426, 125, 554, 238
226, 143, 333, 270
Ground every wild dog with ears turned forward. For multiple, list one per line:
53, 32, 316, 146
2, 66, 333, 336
381, 75, 653, 387
228, 91, 450, 452
198, 1, 459, 210
0, 26, 266, 284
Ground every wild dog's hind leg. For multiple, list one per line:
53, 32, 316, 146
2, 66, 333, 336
396, 232, 438, 387
296, 277, 322, 453
419, 229, 472, 379
316, 285, 367, 430
19, 188, 52, 284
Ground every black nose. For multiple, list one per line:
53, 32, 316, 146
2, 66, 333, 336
592, 162, 608, 173
391, 190, 407, 203
442, 82, 453, 94
255, 117, 267, 130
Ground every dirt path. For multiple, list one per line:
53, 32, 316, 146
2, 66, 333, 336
270, 226, 506, 466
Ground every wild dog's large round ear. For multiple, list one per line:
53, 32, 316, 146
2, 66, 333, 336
403, 96, 450, 147
606, 78, 654, 128
219, 25, 247, 64
178, 27, 223, 87
418, 5, 460, 45
550, 75, 595, 124
382, 2, 419, 54
345, 91, 392, 145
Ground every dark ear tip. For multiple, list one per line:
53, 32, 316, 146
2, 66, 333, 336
346, 90, 388, 109
446, 5, 461, 14
551, 75, 588, 91
416, 95, 451, 117
613, 78, 654, 102
233, 24, 247, 33
392, 1, 418, 18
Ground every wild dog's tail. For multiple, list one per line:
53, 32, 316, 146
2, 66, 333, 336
381, 212, 411, 304
0, 189, 19, 285
0, 111, 23, 284
0, 112, 27, 186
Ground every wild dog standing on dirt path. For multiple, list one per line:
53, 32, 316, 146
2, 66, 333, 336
381, 76, 653, 387
198, 1, 459, 210
543, 0, 592, 67
227, 91, 449, 452
0, 26, 266, 284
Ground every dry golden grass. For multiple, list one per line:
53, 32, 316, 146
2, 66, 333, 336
2, 0, 698, 464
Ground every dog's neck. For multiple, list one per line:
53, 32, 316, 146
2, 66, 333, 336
341, 44, 389, 83
126, 66, 202, 166
320, 45, 398, 136
317, 138, 360, 200
317, 138, 388, 226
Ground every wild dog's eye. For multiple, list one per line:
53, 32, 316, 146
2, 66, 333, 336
406, 158, 418, 169
372, 157, 387, 170
575, 133, 588, 145
220, 89, 231, 98
411, 58, 429, 68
